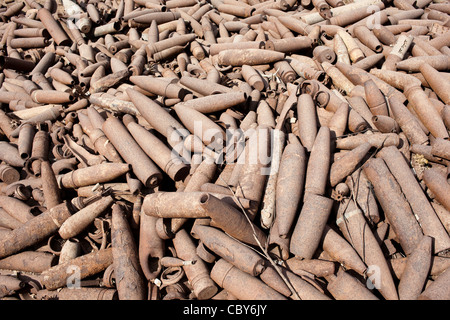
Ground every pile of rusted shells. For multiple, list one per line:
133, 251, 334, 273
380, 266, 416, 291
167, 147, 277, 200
0, 0, 449, 301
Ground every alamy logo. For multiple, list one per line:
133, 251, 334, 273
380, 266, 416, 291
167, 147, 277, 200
366, 5, 382, 30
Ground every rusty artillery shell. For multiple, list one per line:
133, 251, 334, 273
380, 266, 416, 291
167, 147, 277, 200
0, 275, 24, 298
296, 93, 318, 152
372, 115, 400, 133
260, 264, 331, 300
0, 251, 56, 273
102, 117, 163, 188
194, 224, 265, 277
242, 64, 265, 91
290, 193, 334, 259
431, 138, 450, 161
353, 53, 384, 71
41, 247, 113, 291
17, 123, 35, 161
364, 79, 389, 117
59, 238, 81, 264
173, 228, 218, 300
397, 236, 433, 300
79, 119, 122, 163
204, 193, 267, 247
418, 267, 450, 300
126, 122, 189, 182
326, 268, 379, 300
130, 75, 187, 100
353, 25, 383, 53
145, 33, 196, 57
396, 55, 450, 72
139, 212, 165, 281
0, 56, 35, 73
388, 95, 428, 146
0, 207, 22, 230
336, 199, 398, 300
41, 160, 61, 209
334, 33, 352, 65
234, 126, 271, 220
284, 257, 337, 278
404, 84, 449, 139
177, 91, 247, 114
273, 134, 306, 238
31, 90, 74, 104
419, 63, 450, 105
0, 201, 73, 259
345, 168, 380, 224
0, 110, 16, 141
335, 132, 399, 150
208, 41, 265, 56
59, 163, 131, 189
125, 88, 185, 139
266, 36, 312, 54
210, 258, 287, 300
327, 102, 349, 138
363, 158, 424, 255
212, 48, 285, 66
382, 34, 414, 71
329, 142, 371, 187
322, 61, 355, 95
179, 75, 233, 96
423, 168, 450, 212
0, 141, 25, 168
58, 196, 114, 240
37, 8, 71, 47
336, 29, 365, 63
111, 203, 146, 300
143, 191, 211, 219
0, 195, 35, 224
377, 146, 450, 254
313, 45, 336, 64
304, 126, 331, 197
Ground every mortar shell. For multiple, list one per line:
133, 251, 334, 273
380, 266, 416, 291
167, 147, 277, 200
290, 193, 334, 259
173, 228, 218, 300
363, 158, 424, 255
210, 258, 286, 300
58, 196, 114, 239
41, 247, 113, 291
102, 117, 163, 188
111, 203, 146, 300
398, 236, 433, 300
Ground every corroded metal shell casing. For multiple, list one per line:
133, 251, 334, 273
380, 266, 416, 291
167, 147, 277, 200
58, 196, 114, 239
304, 126, 331, 197
41, 248, 113, 291
172, 228, 218, 300
193, 224, 265, 276
59, 163, 131, 189
102, 117, 163, 188
336, 199, 398, 300
112, 203, 147, 300
398, 236, 433, 300
377, 146, 450, 254
210, 259, 287, 300
0, 202, 73, 259
273, 135, 306, 238
212, 48, 285, 66
290, 193, 334, 259
363, 158, 424, 255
